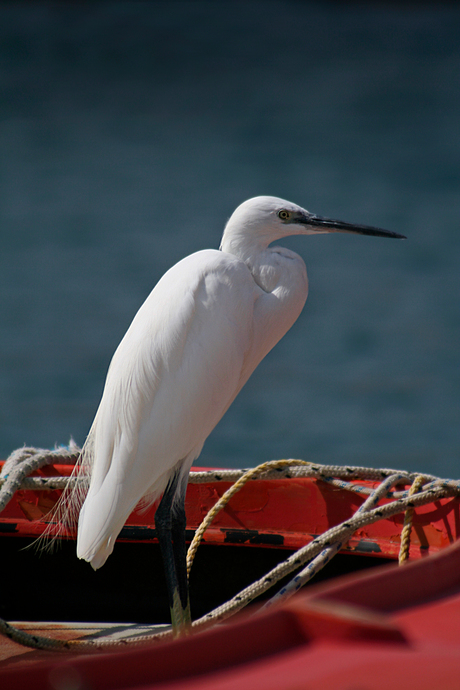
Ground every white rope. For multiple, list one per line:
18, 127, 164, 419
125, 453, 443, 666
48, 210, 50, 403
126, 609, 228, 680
0, 444, 80, 513
261, 472, 406, 609
0, 446, 446, 504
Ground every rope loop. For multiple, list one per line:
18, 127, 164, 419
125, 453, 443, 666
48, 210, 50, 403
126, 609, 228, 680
186, 459, 312, 576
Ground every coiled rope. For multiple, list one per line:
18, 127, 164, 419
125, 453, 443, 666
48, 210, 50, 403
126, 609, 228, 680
1, 446, 459, 652
398, 474, 427, 565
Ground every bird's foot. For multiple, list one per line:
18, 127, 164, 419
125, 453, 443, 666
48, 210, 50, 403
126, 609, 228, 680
170, 588, 191, 637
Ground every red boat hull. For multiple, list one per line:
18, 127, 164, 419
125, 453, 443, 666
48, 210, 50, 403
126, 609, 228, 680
2, 461, 460, 687
2, 463, 459, 560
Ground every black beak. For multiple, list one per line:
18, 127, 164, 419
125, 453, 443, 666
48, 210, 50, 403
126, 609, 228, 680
300, 214, 407, 240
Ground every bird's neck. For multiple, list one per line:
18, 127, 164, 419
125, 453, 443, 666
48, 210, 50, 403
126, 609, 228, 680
220, 229, 306, 297
219, 229, 274, 292
220, 224, 273, 264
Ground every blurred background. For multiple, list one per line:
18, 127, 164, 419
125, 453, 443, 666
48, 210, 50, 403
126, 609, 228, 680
0, 2, 459, 477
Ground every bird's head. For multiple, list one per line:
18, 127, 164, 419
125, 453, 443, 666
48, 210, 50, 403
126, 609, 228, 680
220, 196, 405, 258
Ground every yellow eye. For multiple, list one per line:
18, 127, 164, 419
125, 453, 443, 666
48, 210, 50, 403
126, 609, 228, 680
278, 210, 291, 221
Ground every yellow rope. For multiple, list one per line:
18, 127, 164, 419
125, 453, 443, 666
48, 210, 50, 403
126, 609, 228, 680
186, 459, 311, 577
398, 475, 426, 565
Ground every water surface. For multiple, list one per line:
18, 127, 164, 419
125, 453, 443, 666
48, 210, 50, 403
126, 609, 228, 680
0, 3, 459, 478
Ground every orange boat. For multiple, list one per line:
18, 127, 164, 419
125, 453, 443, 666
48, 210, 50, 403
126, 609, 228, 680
1, 457, 460, 688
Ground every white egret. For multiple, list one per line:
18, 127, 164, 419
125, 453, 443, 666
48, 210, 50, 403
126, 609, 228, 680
62, 196, 405, 631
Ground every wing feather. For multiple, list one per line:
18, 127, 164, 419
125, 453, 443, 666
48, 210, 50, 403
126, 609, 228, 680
75, 249, 259, 567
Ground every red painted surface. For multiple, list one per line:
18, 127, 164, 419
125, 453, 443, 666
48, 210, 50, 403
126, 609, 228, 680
1, 461, 459, 560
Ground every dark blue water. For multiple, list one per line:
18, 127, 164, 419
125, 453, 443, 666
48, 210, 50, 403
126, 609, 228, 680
1, 3, 459, 478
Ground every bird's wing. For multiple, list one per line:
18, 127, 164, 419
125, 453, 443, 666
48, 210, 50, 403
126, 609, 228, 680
76, 249, 260, 567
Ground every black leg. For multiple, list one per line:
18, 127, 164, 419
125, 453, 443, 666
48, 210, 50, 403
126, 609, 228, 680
171, 497, 189, 612
154, 471, 190, 632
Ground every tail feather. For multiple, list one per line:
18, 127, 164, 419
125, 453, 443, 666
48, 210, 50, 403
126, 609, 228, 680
37, 426, 96, 552
76, 479, 134, 570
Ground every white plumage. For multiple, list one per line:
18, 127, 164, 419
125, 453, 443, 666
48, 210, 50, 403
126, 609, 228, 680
62, 196, 403, 592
